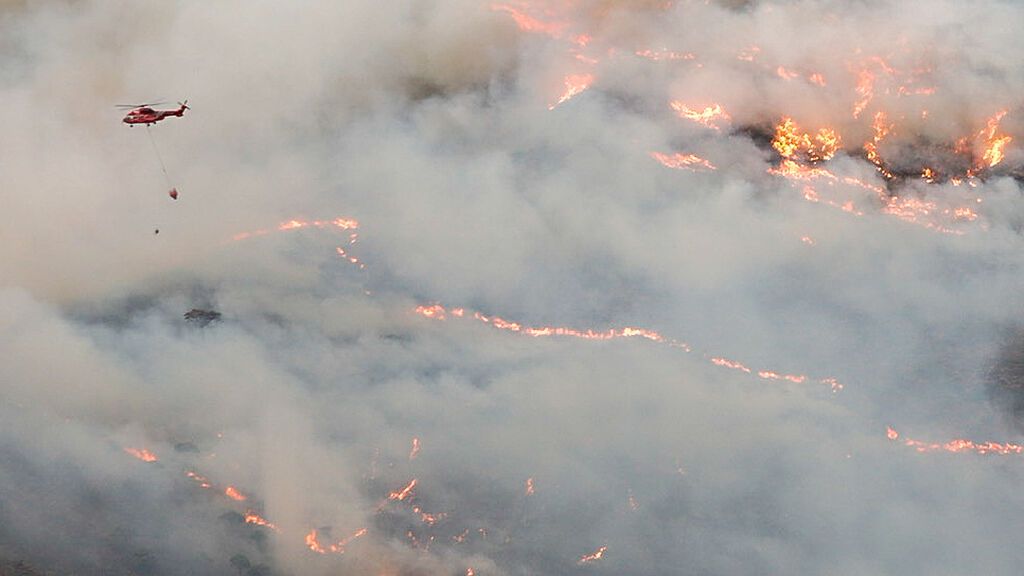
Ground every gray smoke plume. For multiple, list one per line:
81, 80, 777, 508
2, 1, 1023, 575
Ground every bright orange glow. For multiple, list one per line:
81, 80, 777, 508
525, 477, 535, 495
389, 478, 417, 501
772, 118, 841, 162
409, 437, 421, 460
976, 110, 1012, 169
416, 304, 843, 392
305, 529, 327, 554
225, 486, 247, 501
635, 49, 696, 61
776, 66, 801, 80
231, 216, 360, 242
578, 545, 608, 564
800, 236, 815, 246
245, 511, 280, 532
886, 426, 1023, 455
808, 73, 827, 87
412, 505, 446, 525
650, 151, 716, 171
710, 357, 751, 373
305, 527, 368, 554
124, 447, 158, 462
669, 101, 730, 130
549, 73, 595, 110
415, 304, 447, 320
491, 2, 567, 37
185, 470, 212, 489
863, 111, 894, 179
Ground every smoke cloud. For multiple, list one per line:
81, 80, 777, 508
2, 1, 1024, 574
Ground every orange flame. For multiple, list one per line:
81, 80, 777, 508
305, 527, 368, 554
225, 486, 247, 501
886, 426, 1022, 455
231, 216, 360, 242
416, 304, 843, 392
776, 65, 801, 80
549, 73, 595, 110
124, 447, 158, 462
772, 118, 841, 162
669, 101, 730, 130
245, 511, 280, 532
977, 110, 1012, 169
389, 478, 417, 501
578, 545, 608, 564
185, 470, 212, 488
491, 3, 567, 37
525, 477, 535, 495
650, 151, 716, 171
409, 437, 421, 460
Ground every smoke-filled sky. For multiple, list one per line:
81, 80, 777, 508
2, 1, 1024, 574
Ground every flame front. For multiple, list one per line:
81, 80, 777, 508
670, 101, 730, 130
124, 447, 158, 462
224, 486, 247, 501
389, 478, 418, 501
650, 151, 716, 171
245, 511, 280, 532
549, 73, 595, 110
578, 545, 608, 565
886, 426, 1022, 455
415, 304, 843, 392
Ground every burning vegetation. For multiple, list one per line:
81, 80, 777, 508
5, 1, 1024, 575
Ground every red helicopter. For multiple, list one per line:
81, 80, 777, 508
118, 100, 189, 126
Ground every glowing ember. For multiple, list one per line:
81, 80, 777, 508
549, 73, 595, 110
305, 527, 368, 554
305, 529, 327, 554
808, 72, 827, 87
409, 437, 421, 460
776, 65, 801, 80
635, 49, 696, 61
491, 2, 567, 37
737, 45, 761, 61
650, 151, 716, 171
800, 236, 815, 246
669, 101, 730, 130
389, 478, 417, 501
224, 486, 247, 501
185, 470, 212, 488
412, 505, 446, 526
886, 426, 1023, 455
124, 447, 158, 462
578, 545, 608, 565
245, 511, 280, 532
231, 216, 360, 242
710, 357, 750, 373
525, 477, 535, 495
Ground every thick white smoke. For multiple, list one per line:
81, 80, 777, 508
2, 1, 1024, 575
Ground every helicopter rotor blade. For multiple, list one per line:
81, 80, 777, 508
115, 101, 167, 109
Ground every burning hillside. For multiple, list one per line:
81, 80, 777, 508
2, 1, 1024, 575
